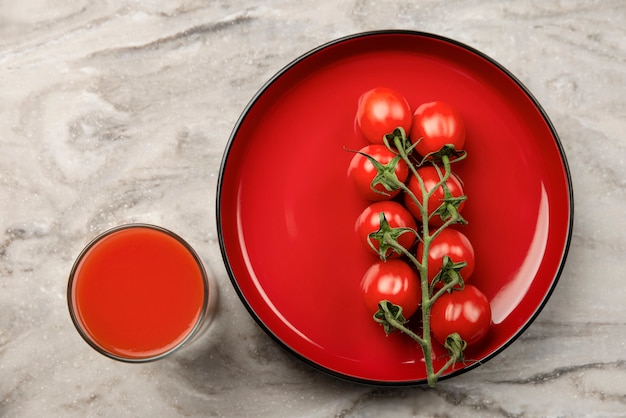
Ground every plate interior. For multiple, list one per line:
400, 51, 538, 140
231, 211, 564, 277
218, 32, 572, 384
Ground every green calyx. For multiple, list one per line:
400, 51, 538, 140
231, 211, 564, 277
384, 127, 414, 155
365, 153, 406, 197
430, 255, 466, 293
444, 332, 467, 363
374, 300, 425, 345
367, 212, 417, 261
374, 300, 407, 335
416, 144, 467, 166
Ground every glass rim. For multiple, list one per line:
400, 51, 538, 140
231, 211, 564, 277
67, 223, 210, 363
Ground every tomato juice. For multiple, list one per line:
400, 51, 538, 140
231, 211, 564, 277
68, 224, 209, 361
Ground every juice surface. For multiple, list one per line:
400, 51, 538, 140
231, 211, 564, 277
70, 226, 206, 359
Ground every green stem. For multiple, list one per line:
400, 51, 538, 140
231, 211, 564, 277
391, 139, 465, 388
431, 353, 461, 383
382, 308, 426, 347
384, 237, 423, 272
397, 182, 425, 223
390, 135, 439, 384
372, 133, 468, 387
429, 276, 462, 307
395, 142, 456, 240
430, 214, 462, 242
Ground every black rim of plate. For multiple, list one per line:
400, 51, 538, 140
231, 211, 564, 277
216, 29, 575, 386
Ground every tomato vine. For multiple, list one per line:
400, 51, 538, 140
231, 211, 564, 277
351, 127, 482, 387
348, 91, 492, 387
378, 127, 470, 386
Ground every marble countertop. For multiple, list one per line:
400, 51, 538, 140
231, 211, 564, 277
1, 1, 625, 416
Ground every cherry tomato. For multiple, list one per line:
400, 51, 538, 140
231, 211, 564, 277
430, 285, 492, 347
356, 201, 417, 259
356, 88, 412, 144
361, 259, 421, 318
410, 101, 466, 157
416, 228, 475, 287
348, 144, 409, 201
403, 166, 465, 226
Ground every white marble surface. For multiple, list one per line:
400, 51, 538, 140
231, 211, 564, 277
1, 1, 625, 416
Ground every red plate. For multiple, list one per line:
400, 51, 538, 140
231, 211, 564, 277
217, 31, 573, 385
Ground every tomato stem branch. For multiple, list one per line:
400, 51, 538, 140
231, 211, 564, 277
370, 128, 469, 387
381, 307, 426, 347
431, 353, 461, 383
393, 131, 467, 387
428, 277, 462, 308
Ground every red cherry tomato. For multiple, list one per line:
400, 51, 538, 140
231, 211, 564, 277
356, 201, 417, 259
356, 88, 412, 144
430, 285, 492, 347
416, 228, 475, 287
403, 166, 465, 226
410, 101, 466, 157
361, 259, 421, 318
348, 144, 409, 201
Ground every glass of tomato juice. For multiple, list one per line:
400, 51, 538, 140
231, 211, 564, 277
67, 224, 215, 362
